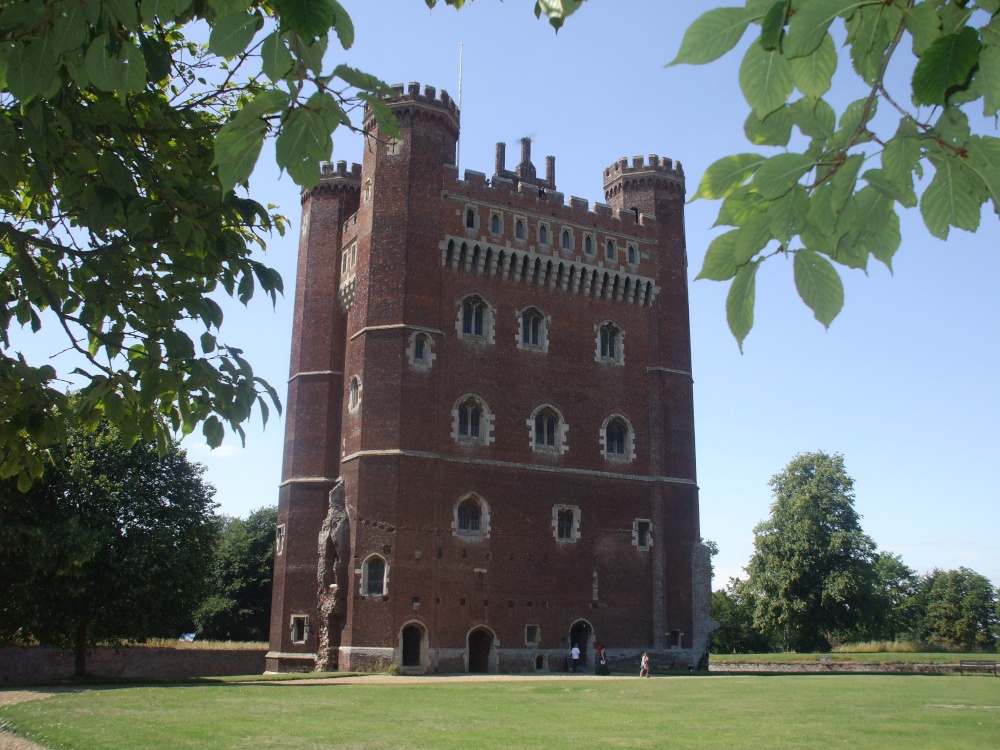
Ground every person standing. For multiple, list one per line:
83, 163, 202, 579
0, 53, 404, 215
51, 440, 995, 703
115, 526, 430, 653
639, 652, 650, 677
570, 643, 581, 673
593, 643, 602, 675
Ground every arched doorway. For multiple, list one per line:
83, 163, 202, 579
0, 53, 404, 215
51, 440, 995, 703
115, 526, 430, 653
401, 624, 423, 668
569, 620, 593, 669
468, 628, 493, 673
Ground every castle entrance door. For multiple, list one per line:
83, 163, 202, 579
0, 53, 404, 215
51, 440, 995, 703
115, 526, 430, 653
402, 624, 422, 667
467, 628, 493, 673
569, 621, 592, 668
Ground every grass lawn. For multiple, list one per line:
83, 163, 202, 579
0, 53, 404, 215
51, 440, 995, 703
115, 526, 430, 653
2, 674, 999, 749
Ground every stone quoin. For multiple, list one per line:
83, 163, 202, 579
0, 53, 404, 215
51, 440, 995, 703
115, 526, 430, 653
266, 81, 715, 674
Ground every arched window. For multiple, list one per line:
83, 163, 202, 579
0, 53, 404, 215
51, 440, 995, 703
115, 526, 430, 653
453, 494, 490, 537
530, 405, 567, 454
462, 296, 485, 336
561, 229, 571, 250
553, 504, 580, 542
597, 322, 623, 364
515, 218, 526, 240
363, 555, 387, 596
519, 307, 546, 350
453, 395, 493, 444
557, 509, 575, 539
348, 376, 361, 409
414, 334, 427, 361
538, 224, 548, 245
490, 213, 501, 235
409, 332, 435, 369
606, 239, 616, 260
627, 242, 637, 265
601, 414, 634, 461
466, 207, 476, 229
584, 234, 594, 256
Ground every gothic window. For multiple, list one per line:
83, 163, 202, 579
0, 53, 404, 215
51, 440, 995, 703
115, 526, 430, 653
458, 295, 494, 343
553, 505, 580, 542
363, 555, 387, 596
605, 419, 626, 456
606, 238, 616, 261
561, 229, 572, 250
515, 218, 526, 241
350, 243, 358, 269
584, 234, 594, 256
453, 395, 493, 444
275, 524, 286, 555
348, 376, 361, 410
538, 223, 549, 246
517, 307, 547, 352
409, 332, 435, 369
466, 207, 477, 229
453, 494, 490, 537
363, 180, 371, 203
490, 212, 502, 235
529, 405, 567, 454
597, 322, 624, 365
627, 242, 638, 266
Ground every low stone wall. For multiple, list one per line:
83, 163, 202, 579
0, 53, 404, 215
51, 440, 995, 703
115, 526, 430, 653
0, 646, 266, 684
709, 661, 957, 674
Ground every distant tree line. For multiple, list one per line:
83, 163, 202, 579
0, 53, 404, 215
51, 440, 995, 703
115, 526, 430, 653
0, 417, 276, 675
711, 452, 999, 654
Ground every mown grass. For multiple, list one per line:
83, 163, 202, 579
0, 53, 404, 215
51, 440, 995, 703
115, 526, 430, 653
2, 675, 999, 749
710, 651, 991, 664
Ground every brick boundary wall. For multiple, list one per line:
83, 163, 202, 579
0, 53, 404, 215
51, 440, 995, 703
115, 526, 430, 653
708, 661, 960, 674
0, 646, 266, 683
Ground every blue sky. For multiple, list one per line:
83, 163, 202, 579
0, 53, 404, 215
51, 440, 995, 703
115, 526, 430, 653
12, 1, 999, 588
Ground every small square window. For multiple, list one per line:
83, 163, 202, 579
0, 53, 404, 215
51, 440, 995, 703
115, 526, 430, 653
291, 615, 308, 644
386, 137, 402, 156
634, 519, 652, 551
525, 625, 539, 645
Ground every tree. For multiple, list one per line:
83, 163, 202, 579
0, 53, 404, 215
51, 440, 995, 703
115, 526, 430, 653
743, 451, 879, 650
195, 505, 276, 641
913, 567, 998, 650
0, 419, 218, 676
865, 551, 920, 641
711, 578, 777, 653
669, 0, 1000, 348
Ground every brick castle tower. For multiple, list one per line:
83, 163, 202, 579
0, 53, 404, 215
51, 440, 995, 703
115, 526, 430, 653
266, 82, 714, 674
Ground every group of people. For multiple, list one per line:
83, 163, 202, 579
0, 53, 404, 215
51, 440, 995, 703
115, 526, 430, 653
566, 643, 651, 677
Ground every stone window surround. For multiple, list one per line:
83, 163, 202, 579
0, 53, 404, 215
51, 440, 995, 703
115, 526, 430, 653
560, 226, 575, 253
386, 136, 402, 156
527, 404, 569, 455
360, 554, 389, 597
456, 293, 496, 344
583, 232, 595, 256
552, 504, 581, 543
626, 241, 639, 268
525, 624, 540, 646
605, 236, 618, 261
513, 214, 527, 242
348, 375, 362, 411
452, 492, 491, 538
599, 414, 636, 463
451, 394, 496, 446
407, 331, 436, 370
290, 614, 309, 644
515, 306, 550, 353
595, 321, 625, 366
464, 203, 480, 232
537, 220, 551, 247
275, 524, 286, 555
489, 210, 504, 237
633, 518, 653, 551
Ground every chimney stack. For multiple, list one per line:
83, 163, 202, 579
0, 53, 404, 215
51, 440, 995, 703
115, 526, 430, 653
545, 155, 555, 187
495, 142, 506, 175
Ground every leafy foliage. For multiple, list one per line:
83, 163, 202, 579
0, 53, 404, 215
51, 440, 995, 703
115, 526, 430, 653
670, 0, 1000, 349
711, 578, 778, 653
0, 418, 218, 674
195, 505, 276, 641
0, 0, 423, 489
913, 567, 998, 650
743, 451, 879, 650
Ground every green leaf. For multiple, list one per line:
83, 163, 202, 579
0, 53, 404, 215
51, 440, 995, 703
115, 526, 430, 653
668, 6, 751, 66
828, 153, 865, 214
739, 41, 794, 118
329, 0, 355, 49
784, 0, 856, 59
715, 186, 768, 226
533, 0, 584, 30
85, 35, 126, 93
905, 1, 941, 56
759, 1, 788, 51
261, 31, 293, 81
751, 152, 814, 199
744, 107, 793, 146
333, 64, 390, 93
979, 44, 1000, 117
274, 0, 334, 39
912, 27, 981, 106
209, 12, 261, 58
693, 153, 766, 201
845, 2, 896, 85
203, 415, 225, 448
866, 208, 901, 271
790, 97, 836, 139
275, 107, 331, 187
140, 33, 172, 82
863, 168, 916, 207
121, 41, 147, 94
213, 120, 267, 192
360, 92, 401, 139
50, 1, 88, 54
767, 183, 810, 243
920, 154, 984, 239
726, 260, 760, 352
964, 135, 1000, 215
790, 32, 836, 98
793, 249, 843, 328
4, 38, 57, 102
697, 230, 743, 281
295, 34, 328, 74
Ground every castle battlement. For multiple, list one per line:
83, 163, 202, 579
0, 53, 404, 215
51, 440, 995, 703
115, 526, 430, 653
603, 155, 684, 187
444, 166, 658, 239
319, 160, 363, 182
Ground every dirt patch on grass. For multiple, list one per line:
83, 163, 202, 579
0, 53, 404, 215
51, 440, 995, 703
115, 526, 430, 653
1, 688, 75, 750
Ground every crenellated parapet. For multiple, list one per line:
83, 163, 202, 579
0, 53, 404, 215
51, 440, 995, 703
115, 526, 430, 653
602, 155, 685, 202
307, 160, 363, 203
443, 166, 659, 243
363, 81, 461, 138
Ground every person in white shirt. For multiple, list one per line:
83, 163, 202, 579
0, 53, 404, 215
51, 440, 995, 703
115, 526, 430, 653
570, 643, 581, 673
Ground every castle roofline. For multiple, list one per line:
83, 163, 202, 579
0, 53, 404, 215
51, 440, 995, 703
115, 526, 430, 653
363, 81, 461, 135
603, 155, 684, 188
